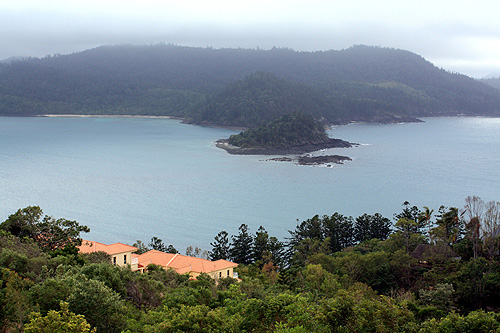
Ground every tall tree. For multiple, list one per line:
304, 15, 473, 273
165, 245, 178, 254
0, 206, 43, 239
286, 215, 327, 266
430, 206, 465, 246
419, 206, 434, 241
132, 240, 149, 255
36, 216, 90, 252
148, 237, 178, 254
252, 226, 269, 264
483, 201, 500, 260
287, 215, 324, 251
267, 236, 285, 268
354, 213, 392, 243
323, 213, 354, 253
394, 201, 424, 233
464, 196, 485, 259
0, 206, 90, 252
149, 237, 166, 252
185, 246, 204, 257
230, 224, 253, 265
392, 218, 426, 253
209, 231, 230, 261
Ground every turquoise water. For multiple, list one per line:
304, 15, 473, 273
1, 116, 499, 251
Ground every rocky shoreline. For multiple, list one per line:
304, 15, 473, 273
215, 138, 354, 155
266, 154, 352, 166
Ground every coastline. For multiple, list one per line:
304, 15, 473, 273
41, 114, 177, 119
265, 154, 352, 166
215, 138, 355, 155
40, 115, 247, 130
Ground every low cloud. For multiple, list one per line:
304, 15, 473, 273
1, 2, 500, 78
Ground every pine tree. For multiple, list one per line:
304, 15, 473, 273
149, 237, 177, 254
230, 224, 253, 265
354, 213, 391, 243
323, 213, 354, 253
252, 226, 269, 264
209, 231, 230, 261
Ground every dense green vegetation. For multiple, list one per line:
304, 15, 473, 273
1, 45, 500, 126
226, 113, 343, 150
0, 59, 204, 117
187, 72, 344, 127
2, 196, 500, 332
186, 71, 426, 127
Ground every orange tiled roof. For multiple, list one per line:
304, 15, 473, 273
135, 250, 176, 268
131, 253, 145, 269
135, 250, 237, 274
79, 240, 138, 255
78, 241, 237, 275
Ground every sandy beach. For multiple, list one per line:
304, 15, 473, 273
42, 114, 176, 119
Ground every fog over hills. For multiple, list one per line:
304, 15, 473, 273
1, 44, 499, 126
480, 77, 500, 90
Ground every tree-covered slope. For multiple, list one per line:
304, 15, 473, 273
186, 72, 344, 127
0, 60, 203, 116
4, 198, 500, 332
228, 113, 331, 148
480, 77, 500, 90
218, 112, 352, 155
187, 70, 435, 126
1, 44, 499, 122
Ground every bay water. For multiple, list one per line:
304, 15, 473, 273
1, 116, 499, 251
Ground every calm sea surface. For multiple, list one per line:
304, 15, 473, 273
1, 116, 499, 251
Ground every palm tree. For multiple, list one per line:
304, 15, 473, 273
419, 206, 434, 243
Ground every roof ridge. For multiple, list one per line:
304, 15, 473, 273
109, 242, 136, 246
165, 253, 179, 267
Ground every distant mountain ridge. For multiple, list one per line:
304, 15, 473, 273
480, 77, 500, 90
0, 56, 30, 64
1, 44, 499, 124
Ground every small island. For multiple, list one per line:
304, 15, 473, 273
216, 112, 354, 156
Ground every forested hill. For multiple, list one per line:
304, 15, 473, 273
1, 44, 500, 124
219, 112, 352, 155
187, 72, 348, 127
229, 113, 331, 148
481, 77, 500, 90
187, 71, 431, 127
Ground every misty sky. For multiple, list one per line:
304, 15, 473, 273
1, 0, 499, 78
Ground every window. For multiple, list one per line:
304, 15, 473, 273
113, 256, 116, 265
219, 272, 222, 278
227, 270, 230, 276
124, 254, 127, 264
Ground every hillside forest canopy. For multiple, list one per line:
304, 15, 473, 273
227, 112, 339, 149
216, 112, 353, 155
2, 44, 500, 331
2, 196, 500, 332
1, 44, 500, 128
